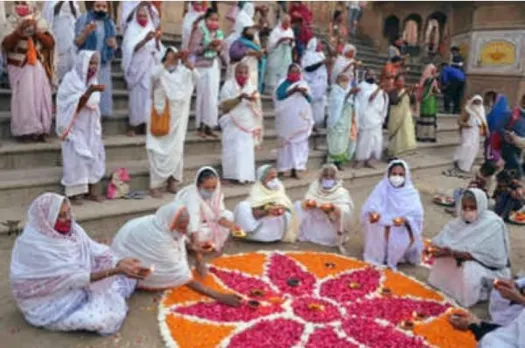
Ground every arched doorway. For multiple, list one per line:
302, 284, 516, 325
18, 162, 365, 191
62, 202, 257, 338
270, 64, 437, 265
383, 15, 400, 44
403, 13, 422, 46
424, 11, 447, 56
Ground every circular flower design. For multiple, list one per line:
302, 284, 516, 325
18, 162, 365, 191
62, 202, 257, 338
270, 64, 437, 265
158, 251, 476, 348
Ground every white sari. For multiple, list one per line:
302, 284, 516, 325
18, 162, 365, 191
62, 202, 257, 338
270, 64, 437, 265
219, 78, 262, 183
147, 49, 199, 188
264, 23, 294, 94
10, 193, 135, 335
173, 167, 233, 251
301, 38, 328, 127
361, 160, 424, 269
181, 6, 205, 50
56, 50, 105, 197
274, 77, 314, 172
331, 44, 357, 85
224, 2, 255, 66
489, 277, 525, 326
296, 164, 354, 248
112, 202, 192, 290
479, 310, 525, 348
429, 188, 511, 308
121, 4, 163, 126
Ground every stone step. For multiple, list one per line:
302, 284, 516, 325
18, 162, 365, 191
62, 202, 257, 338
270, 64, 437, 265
0, 145, 475, 236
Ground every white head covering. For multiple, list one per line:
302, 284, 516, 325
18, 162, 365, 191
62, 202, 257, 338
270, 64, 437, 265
305, 164, 354, 207
465, 94, 487, 127
233, 2, 255, 34
10, 193, 115, 326
432, 188, 511, 269
301, 37, 325, 68
268, 16, 294, 51
332, 43, 357, 84
181, 2, 205, 50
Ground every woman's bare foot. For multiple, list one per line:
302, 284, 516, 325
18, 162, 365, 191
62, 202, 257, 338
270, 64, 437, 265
364, 160, 376, 169
69, 195, 84, 206
150, 188, 163, 198
127, 129, 136, 137
281, 171, 292, 178
294, 170, 304, 180
197, 130, 206, 139
167, 178, 178, 194
40, 134, 50, 143
86, 194, 104, 203
353, 161, 363, 169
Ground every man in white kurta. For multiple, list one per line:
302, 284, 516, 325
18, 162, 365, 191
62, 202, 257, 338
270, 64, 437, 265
147, 47, 199, 197
354, 69, 389, 168
219, 63, 262, 183
56, 50, 105, 203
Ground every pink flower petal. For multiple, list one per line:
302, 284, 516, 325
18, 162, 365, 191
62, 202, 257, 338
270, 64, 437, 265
345, 298, 451, 325
227, 318, 304, 348
306, 327, 358, 348
320, 267, 381, 303
210, 267, 280, 299
174, 301, 283, 323
342, 317, 429, 348
291, 297, 342, 324
267, 254, 316, 296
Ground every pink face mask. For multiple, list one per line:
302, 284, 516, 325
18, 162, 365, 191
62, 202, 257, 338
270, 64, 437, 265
87, 67, 97, 80
236, 75, 248, 87
15, 5, 31, 17
282, 23, 290, 30
287, 72, 301, 83
206, 20, 220, 31
137, 18, 148, 27
55, 220, 72, 234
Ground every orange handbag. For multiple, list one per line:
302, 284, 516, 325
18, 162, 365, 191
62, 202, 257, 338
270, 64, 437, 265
150, 98, 170, 136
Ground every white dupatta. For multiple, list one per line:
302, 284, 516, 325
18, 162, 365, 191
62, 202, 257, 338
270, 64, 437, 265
465, 95, 487, 128
181, 5, 205, 50
331, 44, 357, 85
301, 38, 328, 101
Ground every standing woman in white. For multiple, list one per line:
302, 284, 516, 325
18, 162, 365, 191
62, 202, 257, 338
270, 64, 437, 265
301, 37, 328, 130
264, 14, 294, 94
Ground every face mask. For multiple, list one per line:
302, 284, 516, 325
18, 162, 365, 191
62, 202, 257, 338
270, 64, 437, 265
55, 220, 72, 234
235, 75, 248, 87
243, 33, 254, 41
265, 178, 281, 191
87, 66, 97, 80
206, 21, 220, 31
463, 210, 477, 223
316, 43, 323, 52
137, 18, 148, 27
389, 175, 405, 188
167, 65, 177, 73
15, 5, 31, 17
322, 179, 336, 190
93, 10, 107, 19
287, 72, 301, 83
282, 23, 290, 30
365, 77, 376, 84
338, 82, 349, 90
199, 189, 214, 200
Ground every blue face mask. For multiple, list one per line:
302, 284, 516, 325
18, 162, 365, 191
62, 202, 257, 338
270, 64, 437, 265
199, 189, 214, 200
322, 179, 336, 190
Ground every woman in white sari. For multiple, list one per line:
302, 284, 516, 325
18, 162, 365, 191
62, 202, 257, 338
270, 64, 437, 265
122, 2, 163, 136
174, 167, 237, 252
148, 46, 199, 198
489, 277, 525, 326
181, 1, 205, 51
428, 188, 511, 308
301, 37, 328, 128
56, 50, 105, 205
361, 159, 424, 269
234, 165, 298, 243
112, 201, 242, 306
331, 43, 358, 85
264, 14, 294, 94
274, 63, 314, 179
296, 164, 354, 252
479, 311, 525, 348
453, 95, 488, 173
10, 193, 149, 335
219, 63, 262, 184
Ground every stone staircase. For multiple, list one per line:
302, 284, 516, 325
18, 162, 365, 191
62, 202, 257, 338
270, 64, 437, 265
0, 34, 464, 236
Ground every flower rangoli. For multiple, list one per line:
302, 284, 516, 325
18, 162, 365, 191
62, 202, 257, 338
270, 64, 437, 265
158, 251, 476, 348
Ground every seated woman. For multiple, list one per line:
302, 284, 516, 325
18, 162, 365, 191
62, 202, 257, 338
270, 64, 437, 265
112, 202, 242, 306
296, 164, 354, 252
10, 193, 150, 335
174, 167, 237, 252
489, 277, 525, 326
493, 170, 524, 221
361, 159, 424, 269
428, 188, 511, 308
234, 164, 298, 243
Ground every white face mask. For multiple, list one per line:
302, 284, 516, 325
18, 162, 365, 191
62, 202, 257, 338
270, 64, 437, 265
389, 175, 405, 188
322, 179, 336, 190
265, 178, 281, 191
463, 210, 478, 223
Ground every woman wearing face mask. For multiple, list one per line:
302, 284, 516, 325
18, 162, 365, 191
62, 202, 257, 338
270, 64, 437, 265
264, 14, 294, 94
174, 167, 238, 253
74, 1, 117, 118
274, 63, 314, 179
331, 44, 359, 86
361, 159, 424, 270
234, 164, 298, 242
147, 47, 199, 198
121, 3, 163, 136
10, 193, 151, 335
229, 25, 266, 91
296, 164, 354, 252
219, 63, 262, 185
112, 202, 243, 307
428, 189, 511, 308
56, 51, 106, 205
190, 8, 225, 139
1, 1, 55, 143
327, 73, 360, 168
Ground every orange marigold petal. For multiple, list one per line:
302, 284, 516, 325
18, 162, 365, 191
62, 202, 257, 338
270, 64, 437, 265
413, 315, 477, 348
162, 270, 228, 307
210, 252, 267, 276
164, 313, 236, 348
383, 269, 444, 302
288, 252, 368, 278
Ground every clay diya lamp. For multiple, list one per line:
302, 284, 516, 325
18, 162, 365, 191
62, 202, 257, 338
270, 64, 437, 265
231, 227, 247, 238
348, 282, 361, 290
320, 203, 334, 212
307, 303, 325, 312
324, 262, 336, 269
392, 217, 405, 227
412, 311, 427, 320
380, 287, 392, 296
250, 289, 266, 298
247, 300, 261, 309
369, 212, 380, 223
287, 278, 300, 287
399, 320, 415, 330
268, 296, 284, 305
305, 200, 317, 209
200, 241, 215, 253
